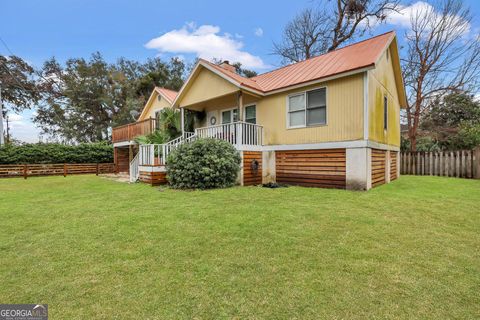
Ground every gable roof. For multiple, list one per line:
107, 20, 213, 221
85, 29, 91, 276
252, 32, 395, 92
155, 87, 178, 103
173, 31, 407, 107
138, 87, 178, 120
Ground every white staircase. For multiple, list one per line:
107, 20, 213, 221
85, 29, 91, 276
129, 152, 140, 182
129, 132, 196, 182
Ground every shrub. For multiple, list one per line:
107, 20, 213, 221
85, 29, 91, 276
0, 142, 113, 164
166, 138, 241, 189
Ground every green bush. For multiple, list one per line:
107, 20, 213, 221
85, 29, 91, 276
0, 142, 113, 164
166, 138, 241, 189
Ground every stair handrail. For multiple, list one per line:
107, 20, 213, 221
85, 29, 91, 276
129, 152, 140, 182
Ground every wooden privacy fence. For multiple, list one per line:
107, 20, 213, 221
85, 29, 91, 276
0, 163, 115, 179
400, 149, 480, 179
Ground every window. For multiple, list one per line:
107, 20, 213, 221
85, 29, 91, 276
222, 110, 231, 124
157, 95, 162, 102
306, 88, 327, 126
245, 105, 256, 124
221, 108, 239, 124
155, 110, 162, 129
288, 93, 306, 127
383, 95, 388, 130
288, 88, 327, 128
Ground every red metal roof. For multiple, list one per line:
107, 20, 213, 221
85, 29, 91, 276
200, 59, 264, 92
155, 87, 178, 103
203, 31, 395, 93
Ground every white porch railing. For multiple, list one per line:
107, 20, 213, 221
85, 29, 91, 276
137, 132, 196, 166
135, 122, 263, 169
195, 121, 263, 146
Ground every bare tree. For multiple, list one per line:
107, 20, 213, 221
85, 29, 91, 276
273, 0, 400, 64
402, 0, 480, 150
273, 8, 330, 63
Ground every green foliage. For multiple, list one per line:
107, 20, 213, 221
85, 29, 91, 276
36, 53, 186, 143
158, 108, 181, 138
420, 93, 480, 150
452, 121, 480, 149
166, 138, 241, 189
134, 130, 171, 145
0, 142, 113, 164
401, 136, 441, 152
0, 55, 39, 113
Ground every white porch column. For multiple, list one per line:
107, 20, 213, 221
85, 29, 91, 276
346, 147, 372, 190
180, 107, 185, 136
238, 91, 244, 121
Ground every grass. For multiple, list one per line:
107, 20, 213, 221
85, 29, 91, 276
0, 175, 479, 319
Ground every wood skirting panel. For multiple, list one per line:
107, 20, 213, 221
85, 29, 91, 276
275, 149, 346, 189
243, 151, 262, 186
372, 149, 386, 187
139, 171, 167, 185
390, 151, 398, 181
115, 147, 130, 173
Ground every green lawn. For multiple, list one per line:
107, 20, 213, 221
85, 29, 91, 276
0, 175, 479, 319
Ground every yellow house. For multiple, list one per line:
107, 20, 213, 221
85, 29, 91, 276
113, 31, 406, 190
112, 87, 176, 172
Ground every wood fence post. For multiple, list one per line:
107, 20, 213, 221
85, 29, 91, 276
96, 163, 99, 176
474, 147, 480, 179
63, 163, 67, 177
23, 164, 27, 179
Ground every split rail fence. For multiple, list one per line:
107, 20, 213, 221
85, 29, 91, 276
0, 163, 115, 179
400, 149, 480, 179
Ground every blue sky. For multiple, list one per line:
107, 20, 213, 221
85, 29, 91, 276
1, 0, 480, 142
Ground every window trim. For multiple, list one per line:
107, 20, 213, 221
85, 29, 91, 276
383, 95, 388, 131
244, 104, 257, 124
286, 86, 328, 129
221, 107, 239, 124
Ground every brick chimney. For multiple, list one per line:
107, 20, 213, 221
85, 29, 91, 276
219, 60, 236, 73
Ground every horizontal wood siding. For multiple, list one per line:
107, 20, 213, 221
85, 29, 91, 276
276, 149, 346, 189
371, 149, 386, 187
0, 163, 114, 179
139, 171, 167, 185
243, 151, 262, 186
390, 151, 398, 181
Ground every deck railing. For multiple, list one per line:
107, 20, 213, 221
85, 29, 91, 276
138, 132, 196, 166
112, 118, 156, 143
195, 121, 263, 146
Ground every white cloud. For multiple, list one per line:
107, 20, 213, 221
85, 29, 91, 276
387, 1, 471, 34
8, 114, 23, 122
2, 110, 41, 143
254, 27, 263, 37
145, 23, 268, 69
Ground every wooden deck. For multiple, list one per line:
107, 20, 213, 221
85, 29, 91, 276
112, 118, 156, 143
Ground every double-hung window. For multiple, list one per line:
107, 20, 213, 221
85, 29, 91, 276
222, 108, 239, 124
288, 87, 327, 128
244, 105, 256, 124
